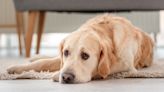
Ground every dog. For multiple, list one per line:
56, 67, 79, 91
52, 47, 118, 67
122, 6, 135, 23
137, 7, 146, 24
7, 14, 154, 84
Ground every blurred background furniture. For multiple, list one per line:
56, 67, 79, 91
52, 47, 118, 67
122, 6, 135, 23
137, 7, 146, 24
0, 0, 24, 55
13, 0, 164, 57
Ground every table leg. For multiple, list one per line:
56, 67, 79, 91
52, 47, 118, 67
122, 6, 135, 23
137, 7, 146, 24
16, 11, 24, 56
25, 11, 38, 57
36, 11, 46, 54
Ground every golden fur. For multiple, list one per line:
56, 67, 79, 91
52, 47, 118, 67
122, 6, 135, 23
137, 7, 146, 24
7, 14, 154, 83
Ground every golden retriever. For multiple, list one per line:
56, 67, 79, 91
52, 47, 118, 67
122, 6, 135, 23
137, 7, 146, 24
7, 14, 154, 83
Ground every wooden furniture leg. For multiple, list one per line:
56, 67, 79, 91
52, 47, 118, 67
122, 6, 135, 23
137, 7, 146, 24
25, 11, 38, 57
16, 11, 24, 55
36, 11, 46, 54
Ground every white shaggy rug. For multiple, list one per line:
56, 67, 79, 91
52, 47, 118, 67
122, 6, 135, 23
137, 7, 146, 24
0, 58, 164, 80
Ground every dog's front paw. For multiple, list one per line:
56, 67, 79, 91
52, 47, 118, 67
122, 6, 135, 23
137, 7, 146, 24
7, 65, 23, 74
128, 68, 137, 74
52, 71, 60, 82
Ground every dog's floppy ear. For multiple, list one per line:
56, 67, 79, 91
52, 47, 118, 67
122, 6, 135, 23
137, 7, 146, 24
98, 40, 116, 79
59, 39, 65, 68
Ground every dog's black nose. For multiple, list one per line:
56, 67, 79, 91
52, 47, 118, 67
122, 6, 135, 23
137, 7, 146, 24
62, 73, 75, 83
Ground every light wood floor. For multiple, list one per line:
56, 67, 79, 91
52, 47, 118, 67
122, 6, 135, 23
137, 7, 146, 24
0, 79, 164, 92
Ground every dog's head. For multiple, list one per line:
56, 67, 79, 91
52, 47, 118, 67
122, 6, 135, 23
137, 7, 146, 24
58, 26, 116, 83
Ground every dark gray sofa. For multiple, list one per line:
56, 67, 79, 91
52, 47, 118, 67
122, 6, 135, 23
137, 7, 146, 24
14, 0, 164, 12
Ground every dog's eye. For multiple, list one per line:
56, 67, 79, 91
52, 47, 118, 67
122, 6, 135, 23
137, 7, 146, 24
81, 52, 89, 60
64, 50, 69, 57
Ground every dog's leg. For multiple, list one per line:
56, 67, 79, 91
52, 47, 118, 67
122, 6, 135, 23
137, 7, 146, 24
7, 56, 61, 74
52, 71, 60, 82
128, 61, 137, 73
116, 50, 137, 74
29, 54, 53, 62
126, 53, 137, 73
